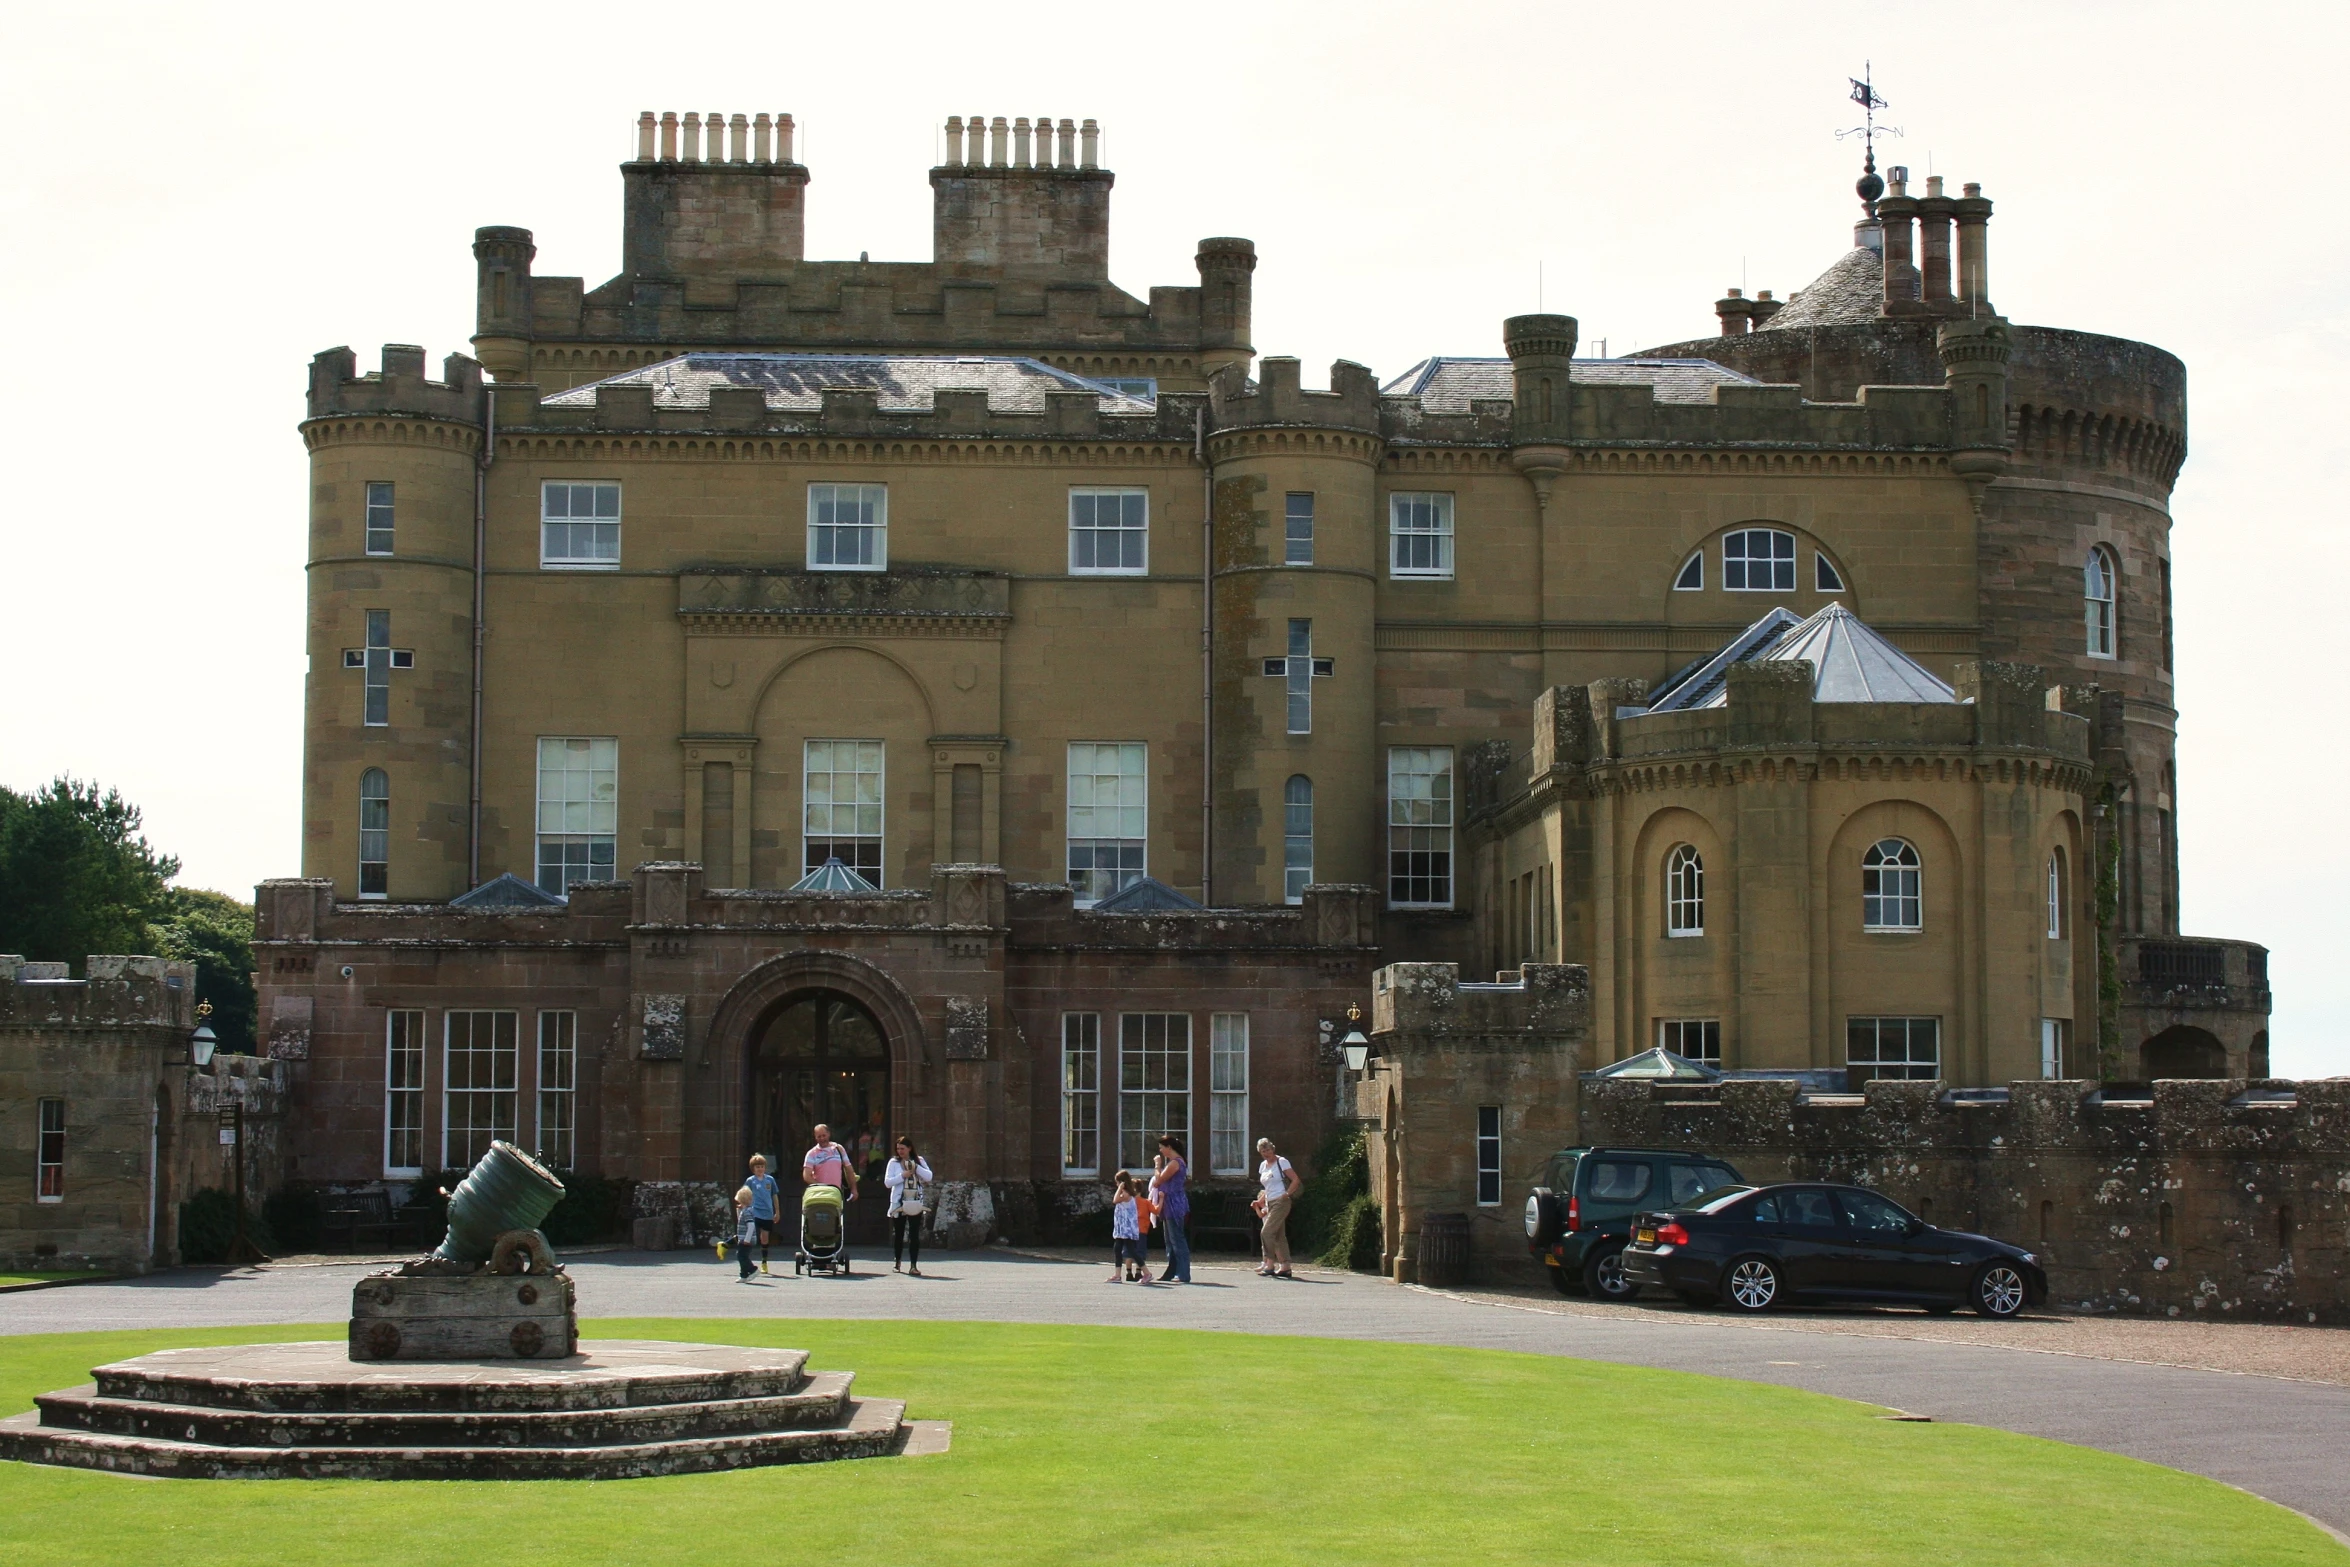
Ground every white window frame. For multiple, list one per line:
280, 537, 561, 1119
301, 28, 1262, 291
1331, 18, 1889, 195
1861, 837, 1923, 932
1283, 774, 1313, 906
535, 737, 618, 895
807, 482, 887, 571
803, 739, 885, 886
384, 1010, 425, 1177
1069, 487, 1149, 576
1723, 528, 1796, 592
1815, 551, 1846, 593
536, 1010, 576, 1170
2040, 1017, 2069, 1080
1847, 1016, 1941, 1083
1067, 742, 1147, 905
1284, 492, 1315, 565
1389, 492, 1455, 579
1665, 844, 1704, 936
1118, 1012, 1191, 1173
2047, 850, 2065, 940
1475, 1105, 1502, 1205
36, 1097, 64, 1202
1657, 1018, 1723, 1068
1673, 552, 1703, 591
1061, 1012, 1100, 1177
362, 610, 391, 727
1210, 1014, 1249, 1177
441, 1010, 519, 1171
540, 480, 622, 569
359, 768, 391, 899
364, 480, 395, 556
1387, 746, 1455, 909
2085, 546, 2117, 658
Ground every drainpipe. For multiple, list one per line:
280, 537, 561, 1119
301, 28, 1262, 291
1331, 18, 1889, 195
1196, 404, 1213, 907
469, 391, 494, 888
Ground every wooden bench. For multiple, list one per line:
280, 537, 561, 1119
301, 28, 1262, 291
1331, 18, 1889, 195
1189, 1220, 1261, 1254
319, 1189, 408, 1253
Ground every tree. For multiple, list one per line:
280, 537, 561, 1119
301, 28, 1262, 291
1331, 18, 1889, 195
148, 887, 258, 1053
0, 778, 179, 973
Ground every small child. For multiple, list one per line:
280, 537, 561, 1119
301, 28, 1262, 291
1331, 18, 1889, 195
1109, 1172, 1148, 1282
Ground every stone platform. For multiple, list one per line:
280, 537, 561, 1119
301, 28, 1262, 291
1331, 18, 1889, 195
0, 1339, 946, 1480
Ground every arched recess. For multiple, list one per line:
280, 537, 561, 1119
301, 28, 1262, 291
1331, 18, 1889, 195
704, 949, 935, 1079
1626, 802, 1733, 1061
751, 645, 937, 889
2249, 1031, 2271, 1078
2141, 1024, 2227, 1080
1663, 518, 1857, 628
1825, 798, 1966, 1078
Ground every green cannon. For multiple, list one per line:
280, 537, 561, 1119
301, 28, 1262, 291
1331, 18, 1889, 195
434, 1140, 567, 1265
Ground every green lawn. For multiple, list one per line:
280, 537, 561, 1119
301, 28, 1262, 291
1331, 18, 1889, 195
0, 1274, 110, 1291
0, 1318, 2339, 1566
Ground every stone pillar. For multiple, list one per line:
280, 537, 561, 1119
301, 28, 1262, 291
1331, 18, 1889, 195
1956, 183, 1994, 313
1877, 174, 1920, 308
1714, 289, 1752, 335
1918, 176, 1956, 306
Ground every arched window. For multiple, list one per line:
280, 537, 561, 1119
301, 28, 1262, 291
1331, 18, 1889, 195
359, 768, 390, 900
2085, 547, 2117, 658
1861, 837, 1921, 931
1665, 844, 1704, 936
1283, 775, 1313, 905
1723, 528, 1795, 591
2046, 850, 2065, 939
1673, 553, 1702, 591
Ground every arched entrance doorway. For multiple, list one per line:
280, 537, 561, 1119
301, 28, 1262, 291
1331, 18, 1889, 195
748, 991, 892, 1245
2141, 1025, 2228, 1080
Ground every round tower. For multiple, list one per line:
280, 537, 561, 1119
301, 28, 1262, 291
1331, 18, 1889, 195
471, 226, 536, 382
300, 344, 487, 903
1204, 357, 1382, 905
1195, 237, 1257, 382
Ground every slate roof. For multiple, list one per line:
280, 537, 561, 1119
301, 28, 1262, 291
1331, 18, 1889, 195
1088, 875, 1204, 913
1644, 603, 1958, 712
790, 857, 880, 893
1380, 357, 1760, 410
450, 872, 567, 909
542, 354, 1158, 414
1755, 245, 1884, 332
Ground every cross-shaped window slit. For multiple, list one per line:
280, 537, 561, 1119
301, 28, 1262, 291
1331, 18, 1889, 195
1258, 619, 1331, 735
341, 611, 414, 727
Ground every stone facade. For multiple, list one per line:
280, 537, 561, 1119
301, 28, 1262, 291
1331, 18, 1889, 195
261, 113, 2266, 1227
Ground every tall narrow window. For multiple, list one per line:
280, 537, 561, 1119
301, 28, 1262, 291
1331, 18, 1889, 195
1119, 1013, 1191, 1171
2160, 557, 2173, 672
363, 610, 391, 727
442, 1010, 519, 1169
540, 480, 621, 568
536, 1011, 576, 1169
1847, 1017, 1940, 1084
1069, 487, 1149, 574
385, 1010, 424, 1176
2085, 547, 2117, 658
2047, 850, 2066, 939
1657, 1018, 1723, 1068
1861, 837, 1922, 931
1665, 844, 1704, 936
1284, 492, 1315, 565
1283, 775, 1314, 905
2040, 1018, 2069, 1079
1723, 528, 1796, 591
358, 768, 390, 899
1061, 1013, 1100, 1176
1068, 742, 1147, 904
1389, 492, 1455, 578
36, 1098, 65, 1201
364, 481, 395, 556
1210, 1014, 1249, 1176
1286, 620, 1313, 734
1475, 1105, 1502, 1205
535, 737, 618, 894
807, 482, 887, 570
803, 740, 884, 884
1388, 746, 1454, 908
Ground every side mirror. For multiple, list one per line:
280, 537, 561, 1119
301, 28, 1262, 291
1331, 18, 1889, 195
1906, 1218, 1928, 1236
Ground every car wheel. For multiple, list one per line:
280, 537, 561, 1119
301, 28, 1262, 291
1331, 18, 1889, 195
1675, 1289, 1716, 1308
1547, 1259, 1577, 1297
1583, 1244, 1639, 1301
1723, 1256, 1781, 1313
1974, 1262, 2027, 1319
1526, 1190, 1566, 1247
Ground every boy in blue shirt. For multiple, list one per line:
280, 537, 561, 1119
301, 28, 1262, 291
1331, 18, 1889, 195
737, 1154, 780, 1279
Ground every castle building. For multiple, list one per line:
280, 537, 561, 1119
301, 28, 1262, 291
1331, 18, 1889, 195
253, 111, 2266, 1224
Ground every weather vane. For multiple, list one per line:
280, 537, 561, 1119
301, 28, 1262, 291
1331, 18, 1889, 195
1836, 62, 1904, 215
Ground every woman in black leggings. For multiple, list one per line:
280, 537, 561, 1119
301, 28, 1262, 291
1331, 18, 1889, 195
885, 1136, 934, 1275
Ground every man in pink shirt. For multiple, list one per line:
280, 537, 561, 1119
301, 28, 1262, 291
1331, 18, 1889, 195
802, 1123, 858, 1198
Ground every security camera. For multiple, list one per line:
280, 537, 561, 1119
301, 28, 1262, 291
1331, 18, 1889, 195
340, 965, 355, 979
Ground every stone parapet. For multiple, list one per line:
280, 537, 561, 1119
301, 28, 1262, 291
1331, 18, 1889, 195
0, 955, 196, 1032
305, 345, 487, 425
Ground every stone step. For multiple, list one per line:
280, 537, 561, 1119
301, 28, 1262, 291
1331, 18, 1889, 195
34, 1371, 856, 1450
0, 1398, 912, 1481
88, 1340, 810, 1414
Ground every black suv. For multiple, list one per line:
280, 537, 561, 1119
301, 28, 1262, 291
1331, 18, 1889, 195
1524, 1147, 1745, 1300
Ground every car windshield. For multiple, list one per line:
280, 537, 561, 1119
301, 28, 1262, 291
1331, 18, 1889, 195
1667, 1162, 1742, 1205
1693, 1186, 1756, 1214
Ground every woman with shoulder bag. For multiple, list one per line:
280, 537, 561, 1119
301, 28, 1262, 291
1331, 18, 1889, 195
885, 1137, 934, 1276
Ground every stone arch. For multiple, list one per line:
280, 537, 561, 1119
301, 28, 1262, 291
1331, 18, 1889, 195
2141, 1024, 2227, 1080
705, 948, 934, 1078
749, 645, 938, 888
1663, 517, 1855, 621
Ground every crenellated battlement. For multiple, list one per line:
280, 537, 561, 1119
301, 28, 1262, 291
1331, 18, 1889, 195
306, 344, 486, 424
0, 954, 197, 1031
1209, 357, 1381, 433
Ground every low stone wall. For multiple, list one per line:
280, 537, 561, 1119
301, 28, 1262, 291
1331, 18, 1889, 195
1581, 1077, 2350, 1323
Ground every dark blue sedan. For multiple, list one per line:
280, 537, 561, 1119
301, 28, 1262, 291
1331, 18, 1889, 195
1620, 1182, 2047, 1317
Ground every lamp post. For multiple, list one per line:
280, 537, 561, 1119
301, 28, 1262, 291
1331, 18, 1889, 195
1341, 1003, 1371, 1074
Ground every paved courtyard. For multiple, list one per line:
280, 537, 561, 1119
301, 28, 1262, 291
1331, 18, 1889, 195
5, 1246, 2347, 1539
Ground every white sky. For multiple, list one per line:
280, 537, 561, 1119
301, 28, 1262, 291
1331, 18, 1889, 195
4, 2, 2342, 1073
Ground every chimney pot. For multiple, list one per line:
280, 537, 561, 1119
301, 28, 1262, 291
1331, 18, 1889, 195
776, 113, 795, 163
1926, 174, 1945, 198
966, 112, 983, 165
660, 111, 679, 161
1080, 118, 1099, 168
682, 112, 702, 163
1058, 117, 1076, 168
755, 111, 773, 163
990, 115, 1009, 167
636, 111, 656, 161
729, 113, 749, 163
945, 115, 963, 165
1014, 116, 1032, 168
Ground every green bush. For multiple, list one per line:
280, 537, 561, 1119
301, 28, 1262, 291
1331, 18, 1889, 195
263, 1186, 321, 1254
1319, 1193, 1385, 1272
176, 1187, 269, 1264
542, 1173, 636, 1247
1291, 1127, 1376, 1267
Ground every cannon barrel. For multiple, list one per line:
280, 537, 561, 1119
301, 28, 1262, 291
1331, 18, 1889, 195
434, 1141, 566, 1265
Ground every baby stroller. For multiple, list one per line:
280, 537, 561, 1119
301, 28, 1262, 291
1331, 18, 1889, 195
795, 1183, 851, 1276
